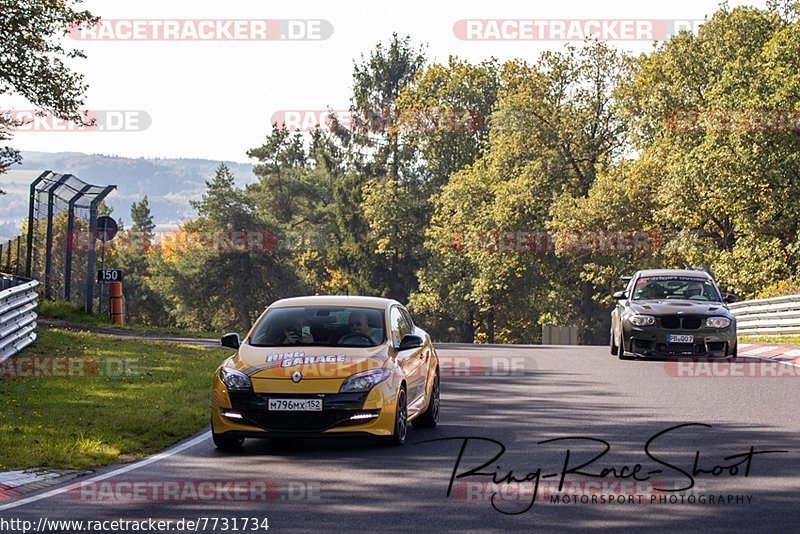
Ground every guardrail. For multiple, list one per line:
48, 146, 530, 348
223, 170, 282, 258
0, 274, 40, 363
728, 294, 800, 335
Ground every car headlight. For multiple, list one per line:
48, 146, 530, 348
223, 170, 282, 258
628, 315, 656, 326
219, 366, 252, 391
705, 317, 732, 329
340, 368, 392, 393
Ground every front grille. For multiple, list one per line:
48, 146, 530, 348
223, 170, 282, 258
661, 316, 680, 329
659, 315, 704, 330
656, 343, 700, 355
228, 391, 371, 432
682, 316, 702, 329
242, 409, 379, 431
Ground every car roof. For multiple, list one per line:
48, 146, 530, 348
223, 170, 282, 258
635, 269, 712, 279
269, 295, 400, 310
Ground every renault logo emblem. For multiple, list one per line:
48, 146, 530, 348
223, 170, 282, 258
292, 370, 303, 383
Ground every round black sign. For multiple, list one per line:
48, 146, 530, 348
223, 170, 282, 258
95, 216, 119, 241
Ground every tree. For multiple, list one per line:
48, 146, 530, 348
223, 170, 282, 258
151, 164, 302, 331
130, 196, 155, 234
112, 196, 171, 325
613, 4, 800, 299
323, 34, 428, 301
0, 0, 98, 190
415, 44, 631, 343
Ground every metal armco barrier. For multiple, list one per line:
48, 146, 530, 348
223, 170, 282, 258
728, 294, 800, 335
542, 324, 579, 345
0, 275, 39, 363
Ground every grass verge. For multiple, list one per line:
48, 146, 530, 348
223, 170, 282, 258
37, 300, 222, 339
739, 335, 800, 346
0, 327, 230, 470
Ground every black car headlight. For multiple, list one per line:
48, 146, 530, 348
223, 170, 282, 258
628, 314, 656, 326
219, 366, 252, 391
340, 368, 391, 393
705, 317, 732, 329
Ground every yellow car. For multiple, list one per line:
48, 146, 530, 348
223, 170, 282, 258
211, 296, 440, 449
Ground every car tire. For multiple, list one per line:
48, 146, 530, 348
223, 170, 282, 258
382, 386, 408, 446
413, 373, 439, 429
617, 332, 630, 360
212, 431, 244, 451
610, 330, 618, 355
730, 341, 737, 360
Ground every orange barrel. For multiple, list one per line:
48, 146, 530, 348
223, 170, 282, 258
110, 281, 124, 325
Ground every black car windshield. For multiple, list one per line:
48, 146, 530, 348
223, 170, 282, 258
249, 306, 386, 347
632, 277, 721, 302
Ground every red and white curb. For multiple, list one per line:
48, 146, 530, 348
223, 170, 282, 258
738, 343, 800, 367
0, 470, 83, 501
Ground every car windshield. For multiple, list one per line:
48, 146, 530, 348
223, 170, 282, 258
248, 306, 386, 347
632, 276, 721, 302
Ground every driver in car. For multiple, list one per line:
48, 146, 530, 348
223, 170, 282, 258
686, 282, 704, 299
343, 311, 382, 344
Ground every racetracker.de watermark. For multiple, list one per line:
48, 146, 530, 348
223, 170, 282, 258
68, 480, 320, 502
67, 229, 278, 254
664, 359, 800, 378
271, 108, 485, 133
1, 110, 151, 132
453, 19, 705, 41
450, 229, 662, 254
666, 110, 800, 132
439, 354, 533, 377
0, 356, 142, 379
69, 19, 333, 41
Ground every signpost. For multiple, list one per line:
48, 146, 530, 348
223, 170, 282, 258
97, 269, 123, 283
95, 216, 119, 315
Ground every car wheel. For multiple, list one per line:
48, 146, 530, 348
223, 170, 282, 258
730, 341, 737, 360
413, 373, 439, 429
383, 386, 408, 446
617, 332, 630, 360
610, 330, 618, 355
212, 431, 244, 451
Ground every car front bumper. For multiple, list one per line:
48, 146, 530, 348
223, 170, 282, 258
211, 373, 399, 438
621, 325, 736, 358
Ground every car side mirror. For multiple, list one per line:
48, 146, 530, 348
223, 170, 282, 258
398, 334, 423, 351
722, 293, 738, 304
221, 332, 241, 349
612, 291, 628, 300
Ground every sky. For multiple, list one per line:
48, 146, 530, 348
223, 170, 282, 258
6, 0, 768, 163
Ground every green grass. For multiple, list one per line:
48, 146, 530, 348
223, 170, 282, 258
37, 300, 222, 339
0, 328, 230, 470
37, 300, 111, 327
739, 334, 800, 346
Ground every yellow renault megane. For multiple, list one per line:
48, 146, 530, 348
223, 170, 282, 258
211, 296, 440, 449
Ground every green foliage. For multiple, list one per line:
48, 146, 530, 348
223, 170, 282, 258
0, 0, 97, 180
149, 164, 304, 332
104, 3, 800, 343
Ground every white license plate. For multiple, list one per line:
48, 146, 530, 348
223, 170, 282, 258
268, 398, 323, 411
667, 334, 694, 343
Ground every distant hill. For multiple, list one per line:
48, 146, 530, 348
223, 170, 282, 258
0, 151, 256, 241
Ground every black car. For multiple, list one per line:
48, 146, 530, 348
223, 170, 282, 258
610, 269, 738, 360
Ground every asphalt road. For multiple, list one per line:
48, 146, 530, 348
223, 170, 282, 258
2, 344, 799, 533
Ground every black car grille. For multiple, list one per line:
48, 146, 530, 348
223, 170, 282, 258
656, 343, 700, 355
659, 315, 704, 330
228, 391, 372, 432
242, 409, 379, 432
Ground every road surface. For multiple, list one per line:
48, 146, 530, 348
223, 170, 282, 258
1, 344, 799, 533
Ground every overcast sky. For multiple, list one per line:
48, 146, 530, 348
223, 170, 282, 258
7, 0, 767, 162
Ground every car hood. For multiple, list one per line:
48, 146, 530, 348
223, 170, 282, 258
629, 300, 731, 316
229, 343, 389, 380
